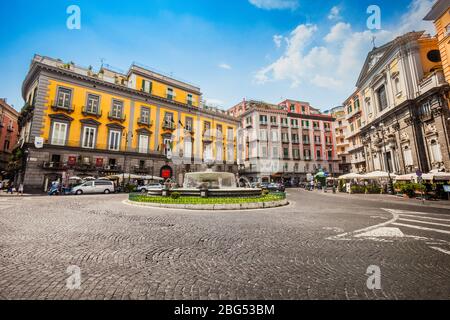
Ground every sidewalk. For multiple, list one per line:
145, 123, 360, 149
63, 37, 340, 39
0, 190, 36, 197
305, 189, 450, 210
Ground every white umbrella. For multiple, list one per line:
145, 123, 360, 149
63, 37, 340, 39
338, 173, 363, 180
139, 175, 164, 181
423, 171, 450, 181
394, 173, 417, 181
83, 176, 96, 181
68, 176, 83, 180
363, 171, 397, 179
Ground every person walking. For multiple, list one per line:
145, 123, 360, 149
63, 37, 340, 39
7, 183, 13, 194
18, 183, 24, 196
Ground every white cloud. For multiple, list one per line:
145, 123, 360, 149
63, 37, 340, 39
204, 98, 225, 106
254, 0, 435, 103
248, 0, 299, 10
328, 6, 341, 20
218, 63, 232, 70
324, 22, 351, 43
273, 34, 284, 48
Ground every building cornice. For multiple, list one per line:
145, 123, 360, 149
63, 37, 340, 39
22, 62, 238, 124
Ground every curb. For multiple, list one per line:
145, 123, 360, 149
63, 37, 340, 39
123, 199, 289, 211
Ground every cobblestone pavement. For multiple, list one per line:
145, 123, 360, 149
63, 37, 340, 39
0, 190, 449, 300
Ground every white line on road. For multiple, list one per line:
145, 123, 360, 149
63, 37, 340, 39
391, 222, 450, 235
399, 214, 450, 222
398, 218, 450, 228
429, 246, 450, 255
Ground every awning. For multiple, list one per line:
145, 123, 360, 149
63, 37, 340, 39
362, 171, 397, 179
338, 173, 363, 180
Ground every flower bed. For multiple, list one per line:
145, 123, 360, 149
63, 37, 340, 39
129, 192, 286, 205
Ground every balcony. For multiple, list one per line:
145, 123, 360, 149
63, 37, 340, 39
203, 133, 213, 142
291, 124, 300, 129
313, 126, 321, 131
108, 112, 126, 122
245, 122, 253, 128
260, 121, 268, 126
82, 106, 102, 118
137, 118, 153, 128
270, 122, 278, 126
167, 94, 174, 101
292, 139, 300, 144
345, 107, 362, 120
50, 100, 75, 113
281, 122, 289, 128
418, 70, 446, 96
304, 156, 311, 161
303, 140, 310, 145
314, 140, 321, 145
162, 121, 176, 130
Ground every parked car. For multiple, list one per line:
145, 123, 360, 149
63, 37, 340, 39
137, 183, 163, 193
267, 183, 285, 192
71, 180, 115, 195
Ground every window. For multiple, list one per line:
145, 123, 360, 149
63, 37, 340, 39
328, 150, 332, 159
282, 132, 289, 143
403, 145, 413, 166
293, 149, 300, 159
203, 142, 213, 161
227, 128, 234, 142
304, 149, 311, 159
316, 150, 321, 159
51, 122, 68, 146
86, 94, 100, 114
216, 143, 223, 161
3, 140, 10, 151
314, 135, 321, 144
111, 100, 123, 118
108, 130, 121, 151
445, 24, 450, 37
283, 148, 289, 158
350, 123, 355, 132
138, 134, 149, 153
185, 117, 193, 132
139, 160, 145, 169
82, 127, 96, 149
354, 98, 360, 110
270, 116, 277, 125
271, 130, 278, 142
347, 104, 352, 114
164, 138, 172, 156
187, 94, 193, 105
290, 104, 295, 112
301, 105, 306, 113
203, 121, 211, 137
303, 135, 310, 144
140, 107, 150, 124
302, 120, 310, 128
313, 121, 319, 129
184, 138, 192, 159
56, 87, 72, 109
272, 146, 279, 158
281, 118, 288, 126
260, 115, 268, 124
167, 87, 174, 100
291, 119, 299, 127
377, 85, 388, 111
292, 133, 299, 142
260, 129, 267, 141
261, 145, 268, 158
246, 116, 252, 126
430, 139, 443, 163
164, 112, 174, 128
141, 79, 152, 93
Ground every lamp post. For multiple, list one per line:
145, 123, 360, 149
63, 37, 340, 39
375, 123, 394, 194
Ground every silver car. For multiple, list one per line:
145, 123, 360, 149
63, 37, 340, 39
137, 183, 163, 193
72, 180, 115, 195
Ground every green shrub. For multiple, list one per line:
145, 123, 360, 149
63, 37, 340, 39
262, 189, 269, 196
124, 184, 137, 193
170, 192, 181, 199
350, 185, 365, 194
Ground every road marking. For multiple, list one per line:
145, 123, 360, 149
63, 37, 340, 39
429, 246, 450, 255
398, 218, 450, 228
398, 214, 450, 222
327, 208, 399, 240
391, 222, 450, 235
354, 227, 404, 238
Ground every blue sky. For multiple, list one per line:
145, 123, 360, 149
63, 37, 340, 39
0, 0, 436, 111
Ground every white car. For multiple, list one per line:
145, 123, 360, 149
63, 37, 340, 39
137, 183, 163, 193
72, 180, 115, 195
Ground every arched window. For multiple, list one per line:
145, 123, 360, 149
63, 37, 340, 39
403, 145, 413, 166
429, 139, 442, 163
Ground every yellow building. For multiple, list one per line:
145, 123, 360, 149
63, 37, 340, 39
425, 0, 450, 83
19, 55, 238, 191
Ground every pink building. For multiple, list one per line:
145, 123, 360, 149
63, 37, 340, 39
0, 98, 19, 179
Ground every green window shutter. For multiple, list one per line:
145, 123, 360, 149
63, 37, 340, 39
141, 79, 145, 91
149, 81, 152, 93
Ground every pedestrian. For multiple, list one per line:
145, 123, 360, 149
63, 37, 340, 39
18, 183, 24, 196
7, 183, 13, 194
309, 180, 314, 191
